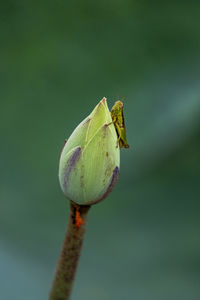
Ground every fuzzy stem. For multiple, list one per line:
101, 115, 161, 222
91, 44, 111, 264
49, 201, 91, 300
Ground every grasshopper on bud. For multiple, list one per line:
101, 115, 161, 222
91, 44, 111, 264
110, 100, 129, 149
59, 97, 120, 205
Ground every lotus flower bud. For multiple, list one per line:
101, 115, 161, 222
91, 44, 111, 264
59, 97, 120, 205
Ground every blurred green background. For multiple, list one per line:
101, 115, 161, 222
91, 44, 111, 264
1, 1, 200, 299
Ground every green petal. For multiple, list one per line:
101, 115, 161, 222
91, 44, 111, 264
82, 123, 120, 204
65, 123, 120, 205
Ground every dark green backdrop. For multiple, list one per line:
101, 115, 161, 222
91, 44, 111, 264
1, 1, 200, 299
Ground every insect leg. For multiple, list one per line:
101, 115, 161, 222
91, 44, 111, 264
114, 122, 122, 148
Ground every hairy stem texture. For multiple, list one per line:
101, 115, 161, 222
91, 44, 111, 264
49, 201, 91, 300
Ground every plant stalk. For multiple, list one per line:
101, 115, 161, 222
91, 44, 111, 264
49, 201, 91, 300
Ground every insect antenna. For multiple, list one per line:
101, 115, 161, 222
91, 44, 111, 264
121, 96, 127, 103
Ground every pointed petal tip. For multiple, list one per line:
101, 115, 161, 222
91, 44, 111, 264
101, 97, 107, 103
99, 97, 108, 107
96, 97, 107, 109
100, 97, 109, 112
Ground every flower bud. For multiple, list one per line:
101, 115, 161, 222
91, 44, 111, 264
59, 97, 120, 205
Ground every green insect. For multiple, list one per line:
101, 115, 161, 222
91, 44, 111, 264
110, 100, 129, 149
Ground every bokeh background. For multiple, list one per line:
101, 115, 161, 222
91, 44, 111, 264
1, 1, 200, 299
